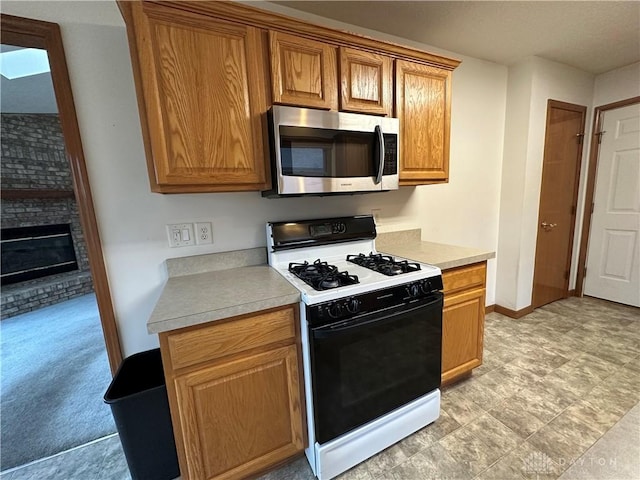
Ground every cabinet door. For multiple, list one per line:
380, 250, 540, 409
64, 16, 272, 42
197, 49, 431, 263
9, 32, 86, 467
174, 345, 304, 480
269, 31, 338, 110
441, 288, 485, 384
339, 47, 392, 116
127, 3, 269, 192
395, 60, 451, 185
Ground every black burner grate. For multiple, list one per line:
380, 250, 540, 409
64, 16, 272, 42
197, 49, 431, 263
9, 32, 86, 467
289, 260, 359, 291
347, 253, 421, 276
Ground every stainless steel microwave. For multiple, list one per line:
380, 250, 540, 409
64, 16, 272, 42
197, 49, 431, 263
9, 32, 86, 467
262, 105, 399, 197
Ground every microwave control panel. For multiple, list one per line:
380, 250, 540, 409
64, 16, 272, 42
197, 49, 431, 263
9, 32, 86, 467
383, 134, 398, 175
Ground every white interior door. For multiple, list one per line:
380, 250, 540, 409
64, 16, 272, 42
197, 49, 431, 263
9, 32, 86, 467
584, 103, 640, 306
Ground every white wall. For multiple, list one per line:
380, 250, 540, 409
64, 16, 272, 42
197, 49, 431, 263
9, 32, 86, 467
495, 60, 535, 310
496, 57, 595, 310
592, 62, 640, 107
3, 1, 507, 356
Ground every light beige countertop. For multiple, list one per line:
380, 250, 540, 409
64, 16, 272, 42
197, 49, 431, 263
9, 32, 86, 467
147, 234, 495, 334
147, 248, 299, 334
376, 229, 495, 270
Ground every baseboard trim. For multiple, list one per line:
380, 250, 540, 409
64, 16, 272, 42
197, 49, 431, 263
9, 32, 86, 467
494, 304, 534, 319
485, 305, 495, 314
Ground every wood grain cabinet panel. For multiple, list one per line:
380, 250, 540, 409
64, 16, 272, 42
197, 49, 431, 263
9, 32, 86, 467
174, 345, 304, 480
159, 305, 305, 480
395, 60, 452, 185
339, 47, 392, 116
269, 31, 338, 110
441, 288, 485, 384
166, 307, 296, 370
442, 263, 486, 295
121, 2, 269, 193
441, 262, 486, 385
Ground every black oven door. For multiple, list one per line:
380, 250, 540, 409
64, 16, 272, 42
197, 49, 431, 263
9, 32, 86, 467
309, 292, 443, 444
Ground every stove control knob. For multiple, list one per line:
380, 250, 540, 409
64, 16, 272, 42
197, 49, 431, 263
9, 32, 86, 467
420, 280, 432, 294
407, 283, 421, 297
326, 302, 343, 319
346, 298, 360, 314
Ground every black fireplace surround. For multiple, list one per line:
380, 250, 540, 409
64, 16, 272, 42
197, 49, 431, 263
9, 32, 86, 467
1, 224, 79, 286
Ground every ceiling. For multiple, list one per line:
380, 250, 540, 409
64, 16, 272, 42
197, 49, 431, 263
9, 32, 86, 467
1, 45, 57, 114
273, 1, 640, 74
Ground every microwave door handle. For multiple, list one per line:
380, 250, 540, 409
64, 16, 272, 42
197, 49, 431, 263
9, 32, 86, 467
374, 125, 384, 185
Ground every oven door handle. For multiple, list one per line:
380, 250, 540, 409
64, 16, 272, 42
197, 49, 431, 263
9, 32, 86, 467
312, 294, 442, 338
374, 125, 384, 185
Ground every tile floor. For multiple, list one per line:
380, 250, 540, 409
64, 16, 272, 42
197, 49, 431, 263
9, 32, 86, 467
1, 296, 637, 480
0, 434, 130, 480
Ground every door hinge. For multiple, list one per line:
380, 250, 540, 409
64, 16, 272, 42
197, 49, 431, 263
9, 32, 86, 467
591, 202, 595, 214
576, 133, 584, 144
583, 266, 587, 277
595, 131, 606, 144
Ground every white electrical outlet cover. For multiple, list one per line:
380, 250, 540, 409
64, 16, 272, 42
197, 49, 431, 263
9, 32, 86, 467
195, 222, 213, 245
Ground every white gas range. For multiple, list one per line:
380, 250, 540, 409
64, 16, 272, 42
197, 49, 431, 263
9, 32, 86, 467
266, 215, 444, 480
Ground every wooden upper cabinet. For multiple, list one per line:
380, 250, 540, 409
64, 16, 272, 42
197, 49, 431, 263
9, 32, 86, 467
395, 60, 452, 185
269, 31, 338, 110
339, 47, 392, 116
122, 2, 269, 193
119, 1, 460, 193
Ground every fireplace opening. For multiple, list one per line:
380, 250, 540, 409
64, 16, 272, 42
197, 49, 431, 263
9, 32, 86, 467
1, 224, 79, 286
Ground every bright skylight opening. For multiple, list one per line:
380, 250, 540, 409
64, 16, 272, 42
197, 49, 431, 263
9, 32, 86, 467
0, 48, 50, 80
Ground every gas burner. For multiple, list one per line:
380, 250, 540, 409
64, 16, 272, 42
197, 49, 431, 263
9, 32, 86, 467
347, 253, 422, 276
289, 259, 359, 291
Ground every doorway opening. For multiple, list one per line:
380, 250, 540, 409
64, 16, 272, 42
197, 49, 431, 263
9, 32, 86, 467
0, 14, 123, 472
577, 97, 640, 307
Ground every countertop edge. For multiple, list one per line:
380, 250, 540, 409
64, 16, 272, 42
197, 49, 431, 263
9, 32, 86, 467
378, 240, 496, 271
147, 292, 301, 334
431, 252, 496, 270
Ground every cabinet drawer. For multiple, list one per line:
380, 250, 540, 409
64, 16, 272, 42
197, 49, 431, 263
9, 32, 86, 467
166, 306, 296, 371
442, 262, 486, 295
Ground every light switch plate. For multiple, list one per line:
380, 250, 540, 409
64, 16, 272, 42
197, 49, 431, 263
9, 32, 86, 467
167, 223, 195, 247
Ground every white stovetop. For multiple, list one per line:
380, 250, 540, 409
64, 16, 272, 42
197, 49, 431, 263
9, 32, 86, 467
268, 240, 441, 305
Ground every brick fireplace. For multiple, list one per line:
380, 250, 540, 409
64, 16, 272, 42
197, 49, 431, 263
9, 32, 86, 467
1, 114, 93, 319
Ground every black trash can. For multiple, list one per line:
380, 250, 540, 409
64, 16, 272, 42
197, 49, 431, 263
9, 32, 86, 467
104, 348, 180, 480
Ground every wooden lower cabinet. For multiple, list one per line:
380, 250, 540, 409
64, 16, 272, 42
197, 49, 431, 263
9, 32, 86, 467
159, 305, 305, 480
441, 262, 487, 385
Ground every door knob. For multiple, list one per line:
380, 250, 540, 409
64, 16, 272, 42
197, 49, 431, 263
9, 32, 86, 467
541, 222, 557, 231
